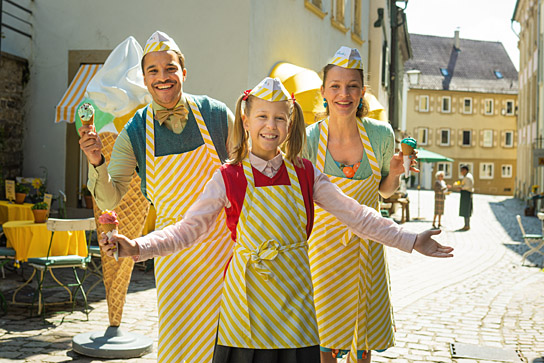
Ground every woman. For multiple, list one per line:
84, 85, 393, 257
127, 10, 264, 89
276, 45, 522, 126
304, 47, 417, 363
433, 171, 451, 229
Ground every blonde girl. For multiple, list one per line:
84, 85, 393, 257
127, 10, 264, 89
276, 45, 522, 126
100, 77, 452, 363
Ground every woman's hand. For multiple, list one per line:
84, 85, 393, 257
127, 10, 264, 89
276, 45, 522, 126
413, 229, 454, 257
389, 150, 419, 177
99, 231, 140, 258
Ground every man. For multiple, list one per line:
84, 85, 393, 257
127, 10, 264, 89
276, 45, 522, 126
459, 165, 474, 231
79, 31, 234, 363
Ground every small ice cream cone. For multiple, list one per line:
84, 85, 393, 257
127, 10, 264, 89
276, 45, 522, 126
78, 103, 95, 126
99, 210, 120, 261
400, 137, 417, 178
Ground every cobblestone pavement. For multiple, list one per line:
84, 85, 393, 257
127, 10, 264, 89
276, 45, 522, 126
1, 190, 543, 363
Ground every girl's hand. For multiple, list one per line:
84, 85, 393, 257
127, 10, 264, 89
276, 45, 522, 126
413, 229, 454, 257
98, 231, 140, 258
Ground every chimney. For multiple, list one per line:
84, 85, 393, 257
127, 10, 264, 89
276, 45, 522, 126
454, 28, 460, 50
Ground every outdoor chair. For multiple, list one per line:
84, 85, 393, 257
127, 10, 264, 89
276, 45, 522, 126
23, 218, 96, 318
516, 215, 544, 266
0, 246, 16, 279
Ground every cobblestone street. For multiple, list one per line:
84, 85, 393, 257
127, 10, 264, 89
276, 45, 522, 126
1, 189, 543, 362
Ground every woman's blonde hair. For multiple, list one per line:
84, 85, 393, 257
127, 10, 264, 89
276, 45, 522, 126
435, 170, 445, 179
228, 94, 306, 167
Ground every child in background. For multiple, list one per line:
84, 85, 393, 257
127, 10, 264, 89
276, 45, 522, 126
100, 77, 453, 363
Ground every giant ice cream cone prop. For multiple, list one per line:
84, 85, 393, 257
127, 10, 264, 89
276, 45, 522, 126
401, 137, 417, 178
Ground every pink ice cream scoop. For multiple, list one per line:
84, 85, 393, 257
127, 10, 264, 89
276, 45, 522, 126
99, 210, 119, 226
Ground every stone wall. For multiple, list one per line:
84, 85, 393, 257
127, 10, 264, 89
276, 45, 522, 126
0, 52, 28, 197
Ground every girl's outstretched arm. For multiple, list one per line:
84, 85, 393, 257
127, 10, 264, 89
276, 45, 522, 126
99, 169, 228, 261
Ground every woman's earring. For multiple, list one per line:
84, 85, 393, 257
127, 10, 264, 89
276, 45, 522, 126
358, 98, 363, 110
323, 98, 328, 108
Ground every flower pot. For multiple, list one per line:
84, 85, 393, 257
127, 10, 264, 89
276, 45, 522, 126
32, 209, 48, 223
84, 195, 93, 209
15, 193, 26, 204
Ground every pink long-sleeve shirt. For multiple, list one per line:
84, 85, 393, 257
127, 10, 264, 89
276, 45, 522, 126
134, 154, 417, 260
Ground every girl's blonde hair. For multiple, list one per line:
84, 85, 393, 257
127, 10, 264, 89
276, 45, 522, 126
228, 94, 306, 167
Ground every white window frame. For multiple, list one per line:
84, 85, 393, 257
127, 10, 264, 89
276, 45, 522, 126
440, 129, 450, 146
480, 162, 494, 179
504, 131, 514, 148
484, 99, 494, 115
419, 95, 429, 112
463, 98, 472, 114
505, 100, 515, 115
441, 96, 451, 113
418, 127, 429, 145
458, 162, 474, 179
483, 130, 493, 147
461, 130, 472, 146
437, 162, 452, 179
501, 164, 513, 178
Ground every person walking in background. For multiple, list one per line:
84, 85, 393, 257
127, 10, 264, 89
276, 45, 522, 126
304, 46, 418, 363
458, 165, 474, 231
433, 171, 451, 229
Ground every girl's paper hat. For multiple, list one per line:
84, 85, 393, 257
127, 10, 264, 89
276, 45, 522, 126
143, 31, 181, 55
329, 46, 363, 70
246, 77, 291, 102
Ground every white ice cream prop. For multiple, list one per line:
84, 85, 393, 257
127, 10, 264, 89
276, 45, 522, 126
401, 137, 417, 178
86, 36, 151, 119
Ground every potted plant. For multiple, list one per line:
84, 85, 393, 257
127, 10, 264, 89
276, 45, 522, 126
81, 185, 93, 209
31, 202, 49, 223
15, 184, 29, 204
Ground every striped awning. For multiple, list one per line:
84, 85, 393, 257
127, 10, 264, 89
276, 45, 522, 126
55, 64, 102, 123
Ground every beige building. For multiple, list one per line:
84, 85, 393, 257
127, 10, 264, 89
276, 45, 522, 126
513, 0, 542, 199
404, 33, 518, 196
1, 0, 410, 208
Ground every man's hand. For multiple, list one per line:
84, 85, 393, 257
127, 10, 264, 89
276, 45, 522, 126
78, 125, 104, 166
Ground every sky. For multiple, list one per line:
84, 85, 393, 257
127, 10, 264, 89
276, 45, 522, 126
404, 0, 520, 70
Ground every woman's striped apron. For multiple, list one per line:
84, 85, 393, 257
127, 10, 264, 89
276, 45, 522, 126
217, 158, 319, 349
308, 118, 394, 362
145, 97, 233, 363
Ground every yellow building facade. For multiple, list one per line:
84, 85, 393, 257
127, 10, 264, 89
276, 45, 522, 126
404, 33, 518, 196
513, 0, 542, 199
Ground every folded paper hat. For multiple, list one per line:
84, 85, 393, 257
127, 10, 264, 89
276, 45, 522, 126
143, 30, 181, 55
249, 77, 291, 102
330, 46, 363, 70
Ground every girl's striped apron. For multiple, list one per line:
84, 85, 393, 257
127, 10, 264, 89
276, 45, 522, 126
217, 158, 319, 349
308, 118, 394, 362
145, 98, 233, 363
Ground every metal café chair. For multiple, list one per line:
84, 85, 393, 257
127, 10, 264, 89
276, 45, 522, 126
516, 215, 544, 266
14, 218, 96, 318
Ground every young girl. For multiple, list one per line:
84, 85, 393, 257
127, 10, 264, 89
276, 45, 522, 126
100, 77, 453, 363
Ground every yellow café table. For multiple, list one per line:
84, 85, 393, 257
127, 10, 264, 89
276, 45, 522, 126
0, 200, 34, 225
3, 220, 87, 263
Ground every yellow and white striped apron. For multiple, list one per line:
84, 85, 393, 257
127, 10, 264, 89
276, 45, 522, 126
308, 118, 394, 362
145, 98, 233, 363
217, 158, 319, 349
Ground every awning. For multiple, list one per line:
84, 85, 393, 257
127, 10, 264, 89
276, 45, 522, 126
55, 64, 102, 123
416, 148, 454, 163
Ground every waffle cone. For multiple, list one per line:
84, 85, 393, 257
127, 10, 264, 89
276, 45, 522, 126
101, 223, 118, 233
81, 114, 94, 126
93, 131, 150, 327
401, 143, 414, 155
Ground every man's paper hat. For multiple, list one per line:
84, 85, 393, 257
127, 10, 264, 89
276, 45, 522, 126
246, 77, 291, 102
143, 31, 181, 55
329, 46, 363, 70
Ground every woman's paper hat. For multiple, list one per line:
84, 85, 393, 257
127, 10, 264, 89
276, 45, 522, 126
247, 77, 291, 102
143, 31, 181, 55
329, 46, 363, 70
